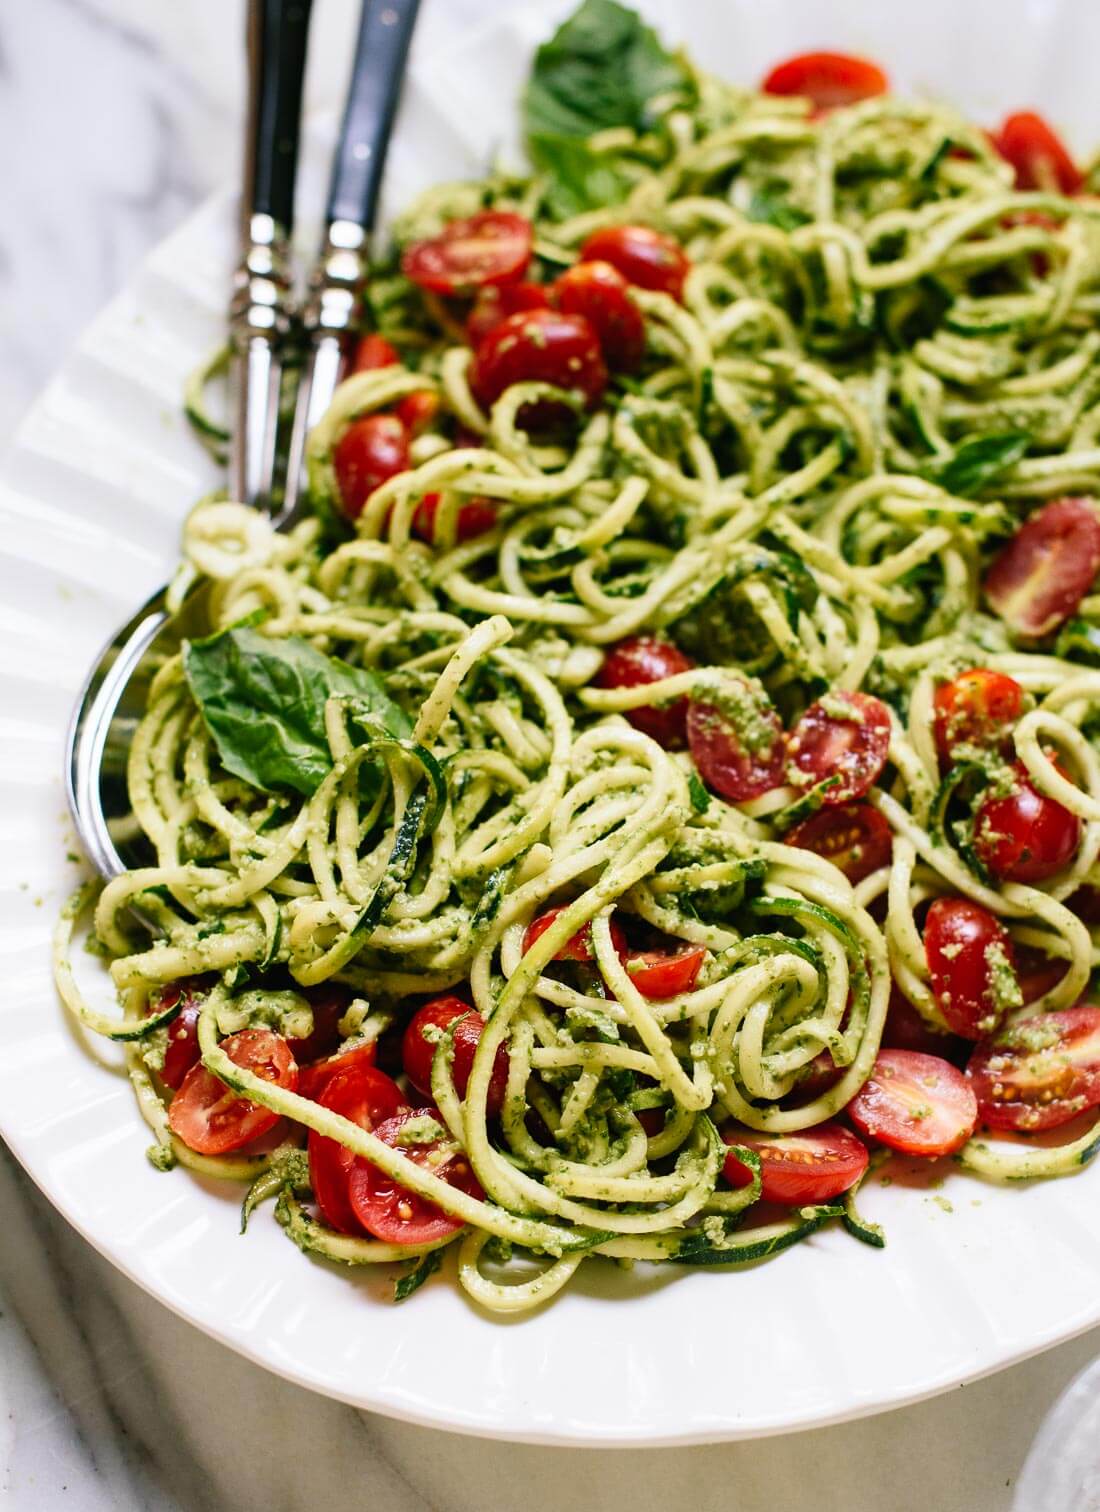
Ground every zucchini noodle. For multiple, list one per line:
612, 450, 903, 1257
59, 12, 1100, 1314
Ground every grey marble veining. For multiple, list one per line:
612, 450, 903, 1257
2, 3, 1099, 1508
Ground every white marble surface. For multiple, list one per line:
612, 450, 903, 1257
1, 3, 1099, 1508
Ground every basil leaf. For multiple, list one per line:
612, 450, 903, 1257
527, 132, 634, 219
1055, 617, 1100, 665
922, 430, 1029, 498
183, 627, 411, 797
746, 189, 811, 231
524, 0, 692, 143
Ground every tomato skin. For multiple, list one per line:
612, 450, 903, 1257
465, 281, 549, 346
984, 498, 1100, 638
686, 692, 786, 803
469, 308, 607, 416
306, 1065, 407, 1235
552, 260, 646, 372
786, 801, 892, 884
967, 1006, 1100, 1132
412, 491, 496, 544
297, 1041, 378, 1104
721, 1122, 869, 1205
348, 1108, 483, 1243
168, 1029, 298, 1156
932, 669, 1025, 765
624, 945, 706, 999
401, 210, 533, 294
924, 897, 1018, 1040
288, 984, 352, 1065
992, 112, 1082, 195
402, 997, 509, 1115
973, 761, 1081, 883
333, 414, 410, 519
579, 226, 690, 301
594, 636, 696, 748
351, 332, 399, 370
156, 979, 212, 1091
787, 691, 892, 806
848, 1049, 978, 1157
761, 51, 888, 112
523, 906, 628, 964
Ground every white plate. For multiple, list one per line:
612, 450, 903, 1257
4, 0, 1100, 1448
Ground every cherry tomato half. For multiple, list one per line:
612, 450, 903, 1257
350, 333, 439, 436
761, 51, 888, 113
168, 1029, 297, 1156
624, 945, 706, 999
967, 1005, 1100, 1131
523, 906, 628, 964
579, 226, 690, 301
932, 668, 1025, 765
552, 260, 646, 372
787, 691, 892, 806
333, 414, 410, 519
465, 281, 549, 346
412, 491, 497, 545
848, 1049, 978, 1157
722, 1122, 869, 1205
786, 801, 892, 884
306, 1064, 407, 1235
973, 760, 1081, 883
402, 996, 509, 1115
594, 636, 696, 748
992, 111, 1083, 195
288, 984, 352, 1065
297, 1041, 378, 1105
157, 978, 212, 1091
984, 498, 1100, 638
348, 1107, 483, 1243
402, 210, 533, 295
687, 688, 786, 803
469, 308, 607, 416
924, 896, 1018, 1039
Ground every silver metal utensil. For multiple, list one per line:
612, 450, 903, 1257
66, 0, 420, 883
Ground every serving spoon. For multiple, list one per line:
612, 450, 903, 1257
66, 0, 421, 882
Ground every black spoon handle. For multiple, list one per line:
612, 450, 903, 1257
244, 0, 313, 231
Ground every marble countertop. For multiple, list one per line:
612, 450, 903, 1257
1, 3, 1097, 1508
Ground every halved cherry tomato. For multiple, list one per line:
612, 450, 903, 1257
882, 987, 967, 1061
624, 945, 706, 999
984, 498, 1100, 638
333, 414, 409, 519
168, 1029, 297, 1155
348, 1107, 483, 1243
469, 308, 607, 417
721, 1122, 869, 1205
932, 669, 1025, 765
349, 332, 439, 436
402, 996, 509, 1115
992, 111, 1082, 195
523, 906, 628, 963
579, 226, 690, 301
786, 801, 892, 884
298, 1041, 378, 1104
402, 210, 533, 295
924, 896, 1018, 1039
465, 281, 549, 346
157, 978, 212, 1091
412, 491, 497, 544
306, 1064, 407, 1235
552, 260, 646, 372
967, 1005, 1100, 1131
848, 1049, 978, 1156
687, 688, 786, 803
594, 636, 696, 748
288, 984, 352, 1065
761, 51, 888, 113
787, 691, 891, 806
973, 760, 1081, 882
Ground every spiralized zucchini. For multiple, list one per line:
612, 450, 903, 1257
58, 26, 1100, 1313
